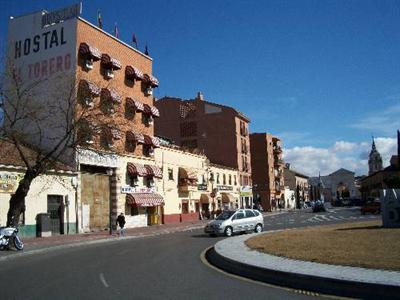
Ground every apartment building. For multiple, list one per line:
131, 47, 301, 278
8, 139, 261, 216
155, 92, 253, 208
249, 133, 284, 211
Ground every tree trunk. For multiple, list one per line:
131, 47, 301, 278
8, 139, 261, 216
6, 169, 37, 227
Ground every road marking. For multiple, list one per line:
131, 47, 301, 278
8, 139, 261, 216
99, 273, 109, 288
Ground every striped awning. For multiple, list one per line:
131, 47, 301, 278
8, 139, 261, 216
126, 193, 164, 207
80, 80, 101, 96
144, 165, 163, 179
143, 135, 160, 148
79, 43, 101, 60
143, 104, 160, 117
126, 131, 145, 144
101, 54, 122, 70
127, 162, 148, 177
179, 167, 198, 180
126, 98, 144, 112
102, 88, 122, 104
143, 74, 159, 88
125, 65, 144, 81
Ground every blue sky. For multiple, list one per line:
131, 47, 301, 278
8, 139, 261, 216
1, 0, 399, 175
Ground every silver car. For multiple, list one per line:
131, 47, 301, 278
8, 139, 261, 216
204, 209, 264, 237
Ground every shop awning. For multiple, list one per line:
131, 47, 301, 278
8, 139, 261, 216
126, 98, 144, 112
126, 193, 164, 207
125, 65, 144, 81
143, 74, 159, 87
80, 80, 101, 96
143, 135, 160, 148
102, 88, 122, 104
79, 43, 101, 61
144, 165, 163, 179
221, 193, 235, 203
178, 167, 198, 181
101, 54, 122, 70
127, 162, 148, 177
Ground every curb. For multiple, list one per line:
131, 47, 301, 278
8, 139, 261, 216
0, 223, 205, 262
205, 247, 400, 300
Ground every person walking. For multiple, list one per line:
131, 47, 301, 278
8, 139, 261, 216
116, 212, 126, 236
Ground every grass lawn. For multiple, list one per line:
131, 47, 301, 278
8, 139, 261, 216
245, 220, 400, 271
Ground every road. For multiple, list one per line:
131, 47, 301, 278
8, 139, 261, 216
0, 207, 379, 300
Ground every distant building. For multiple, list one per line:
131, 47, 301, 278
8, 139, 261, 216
155, 92, 253, 208
250, 133, 284, 211
309, 168, 359, 204
284, 165, 309, 208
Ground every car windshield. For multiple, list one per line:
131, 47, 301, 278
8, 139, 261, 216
216, 211, 235, 220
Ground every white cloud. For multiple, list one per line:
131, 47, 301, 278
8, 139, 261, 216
283, 137, 397, 176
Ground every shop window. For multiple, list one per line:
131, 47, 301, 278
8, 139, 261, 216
168, 168, 174, 180
181, 202, 189, 214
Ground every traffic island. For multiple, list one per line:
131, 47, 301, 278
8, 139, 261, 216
206, 222, 400, 300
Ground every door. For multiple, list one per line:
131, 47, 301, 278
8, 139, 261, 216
81, 172, 110, 231
232, 211, 245, 232
47, 195, 64, 235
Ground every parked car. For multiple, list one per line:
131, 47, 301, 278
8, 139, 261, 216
204, 209, 264, 237
312, 200, 326, 213
361, 200, 381, 215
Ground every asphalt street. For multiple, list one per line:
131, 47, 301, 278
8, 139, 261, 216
0, 207, 379, 300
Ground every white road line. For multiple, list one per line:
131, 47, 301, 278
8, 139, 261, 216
99, 273, 109, 288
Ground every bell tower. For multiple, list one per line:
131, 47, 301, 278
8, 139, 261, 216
368, 137, 383, 175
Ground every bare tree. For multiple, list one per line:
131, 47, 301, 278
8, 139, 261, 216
0, 62, 106, 227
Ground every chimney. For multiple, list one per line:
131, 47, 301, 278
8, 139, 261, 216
196, 92, 204, 100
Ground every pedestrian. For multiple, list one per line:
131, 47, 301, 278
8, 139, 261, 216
116, 212, 126, 236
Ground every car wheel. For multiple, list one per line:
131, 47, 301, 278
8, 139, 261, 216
224, 226, 233, 237
254, 224, 263, 233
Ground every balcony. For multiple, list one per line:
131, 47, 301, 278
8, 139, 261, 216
273, 146, 282, 154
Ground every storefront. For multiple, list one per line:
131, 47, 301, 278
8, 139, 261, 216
240, 186, 253, 209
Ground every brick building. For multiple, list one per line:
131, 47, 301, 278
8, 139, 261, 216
154, 92, 253, 208
249, 133, 284, 211
5, 4, 163, 232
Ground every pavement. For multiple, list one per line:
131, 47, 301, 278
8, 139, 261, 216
206, 230, 400, 300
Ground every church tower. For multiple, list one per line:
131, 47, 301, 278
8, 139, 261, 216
368, 137, 383, 175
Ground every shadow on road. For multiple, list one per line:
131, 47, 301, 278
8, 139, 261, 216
336, 225, 382, 231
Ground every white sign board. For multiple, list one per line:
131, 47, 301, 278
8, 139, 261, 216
78, 148, 119, 168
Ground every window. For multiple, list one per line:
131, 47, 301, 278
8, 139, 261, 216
202, 174, 206, 184
168, 168, 174, 180
143, 145, 154, 157
245, 210, 255, 218
229, 175, 232, 185
223, 174, 226, 185
130, 175, 139, 187
234, 175, 237, 185
233, 212, 245, 220
216, 173, 220, 184
143, 113, 154, 127
145, 177, 155, 188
